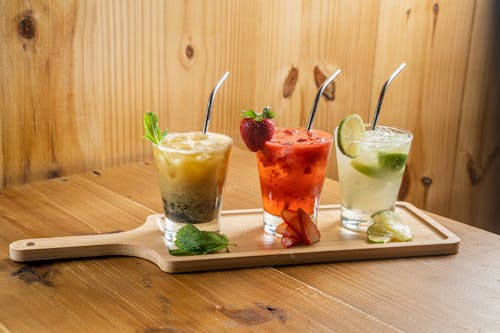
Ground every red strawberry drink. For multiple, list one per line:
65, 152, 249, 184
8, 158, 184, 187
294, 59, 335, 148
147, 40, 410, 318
256, 128, 332, 235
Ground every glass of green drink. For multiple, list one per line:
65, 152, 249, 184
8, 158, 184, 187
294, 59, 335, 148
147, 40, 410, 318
335, 114, 412, 231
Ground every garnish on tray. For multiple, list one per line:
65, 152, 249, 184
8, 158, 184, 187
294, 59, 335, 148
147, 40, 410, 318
169, 224, 235, 256
143, 112, 168, 144
367, 210, 413, 243
239, 106, 275, 152
277, 208, 321, 248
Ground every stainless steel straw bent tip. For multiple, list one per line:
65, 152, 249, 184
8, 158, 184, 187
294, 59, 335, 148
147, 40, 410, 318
306, 69, 342, 131
371, 63, 406, 130
203, 71, 230, 134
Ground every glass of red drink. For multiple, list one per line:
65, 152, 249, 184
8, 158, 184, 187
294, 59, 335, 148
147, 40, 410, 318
256, 128, 333, 235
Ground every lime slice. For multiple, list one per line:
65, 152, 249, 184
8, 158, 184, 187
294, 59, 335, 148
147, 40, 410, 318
351, 153, 408, 179
368, 210, 413, 243
337, 114, 365, 158
378, 153, 408, 172
351, 160, 384, 178
367, 224, 392, 243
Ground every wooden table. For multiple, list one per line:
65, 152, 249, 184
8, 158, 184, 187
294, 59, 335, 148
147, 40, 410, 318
1, 147, 499, 332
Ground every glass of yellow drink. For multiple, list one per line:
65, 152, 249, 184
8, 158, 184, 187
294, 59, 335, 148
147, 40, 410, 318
152, 132, 232, 241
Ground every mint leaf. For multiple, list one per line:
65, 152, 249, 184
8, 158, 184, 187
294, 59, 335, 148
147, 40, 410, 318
169, 224, 235, 256
143, 112, 168, 144
174, 224, 206, 252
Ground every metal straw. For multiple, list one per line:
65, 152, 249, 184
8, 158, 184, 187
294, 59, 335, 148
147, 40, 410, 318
371, 63, 406, 130
306, 69, 342, 131
202, 71, 230, 133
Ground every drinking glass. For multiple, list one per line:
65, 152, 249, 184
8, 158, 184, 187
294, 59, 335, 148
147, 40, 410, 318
152, 132, 232, 241
256, 128, 333, 235
334, 124, 412, 231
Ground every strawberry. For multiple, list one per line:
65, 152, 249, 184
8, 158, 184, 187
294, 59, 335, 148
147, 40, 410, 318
278, 220, 303, 248
281, 235, 302, 248
239, 106, 275, 152
276, 222, 301, 240
275, 222, 288, 235
298, 208, 321, 245
277, 208, 321, 248
281, 209, 303, 236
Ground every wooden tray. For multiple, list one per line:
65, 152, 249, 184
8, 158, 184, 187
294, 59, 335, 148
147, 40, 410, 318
9, 202, 460, 273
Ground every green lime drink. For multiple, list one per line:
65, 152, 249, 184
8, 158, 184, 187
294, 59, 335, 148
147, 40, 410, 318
335, 115, 412, 231
152, 132, 232, 240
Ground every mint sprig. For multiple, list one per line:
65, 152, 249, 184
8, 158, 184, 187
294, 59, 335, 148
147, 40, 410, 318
143, 112, 168, 145
169, 224, 235, 256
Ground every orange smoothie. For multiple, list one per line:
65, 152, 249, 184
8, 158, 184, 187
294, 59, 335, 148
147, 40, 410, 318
256, 128, 332, 234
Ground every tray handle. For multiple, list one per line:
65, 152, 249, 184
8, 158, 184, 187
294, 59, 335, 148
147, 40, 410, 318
9, 232, 130, 262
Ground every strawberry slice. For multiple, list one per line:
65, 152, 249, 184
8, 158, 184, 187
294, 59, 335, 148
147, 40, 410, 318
276, 222, 301, 240
275, 222, 288, 235
281, 235, 302, 248
281, 209, 303, 236
298, 208, 321, 245
278, 208, 321, 248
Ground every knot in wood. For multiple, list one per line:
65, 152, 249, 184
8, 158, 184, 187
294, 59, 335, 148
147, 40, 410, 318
433, 3, 439, 16
406, 8, 412, 18
421, 176, 433, 186
313, 66, 335, 101
185, 45, 194, 59
18, 15, 36, 39
283, 67, 298, 98
49, 169, 61, 179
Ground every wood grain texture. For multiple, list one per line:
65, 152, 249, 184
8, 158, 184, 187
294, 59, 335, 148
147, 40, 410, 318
0, 0, 75, 185
0, 148, 499, 332
0, 0, 499, 234
450, 0, 500, 234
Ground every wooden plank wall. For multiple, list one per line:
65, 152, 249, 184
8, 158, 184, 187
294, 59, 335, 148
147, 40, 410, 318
1, 0, 498, 233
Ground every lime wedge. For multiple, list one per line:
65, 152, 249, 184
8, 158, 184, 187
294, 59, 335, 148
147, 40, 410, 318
367, 224, 392, 243
368, 210, 413, 243
337, 114, 365, 158
351, 153, 408, 179
378, 153, 408, 172
351, 160, 384, 178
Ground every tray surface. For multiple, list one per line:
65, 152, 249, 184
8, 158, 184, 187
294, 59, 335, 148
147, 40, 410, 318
10, 202, 460, 273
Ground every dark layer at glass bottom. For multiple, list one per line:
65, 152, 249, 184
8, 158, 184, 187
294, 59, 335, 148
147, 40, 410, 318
162, 198, 218, 224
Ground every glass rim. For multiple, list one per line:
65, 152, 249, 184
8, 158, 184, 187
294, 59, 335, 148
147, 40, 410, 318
264, 127, 333, 148
152, 131, 232, 154
334, 123, 413, 145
